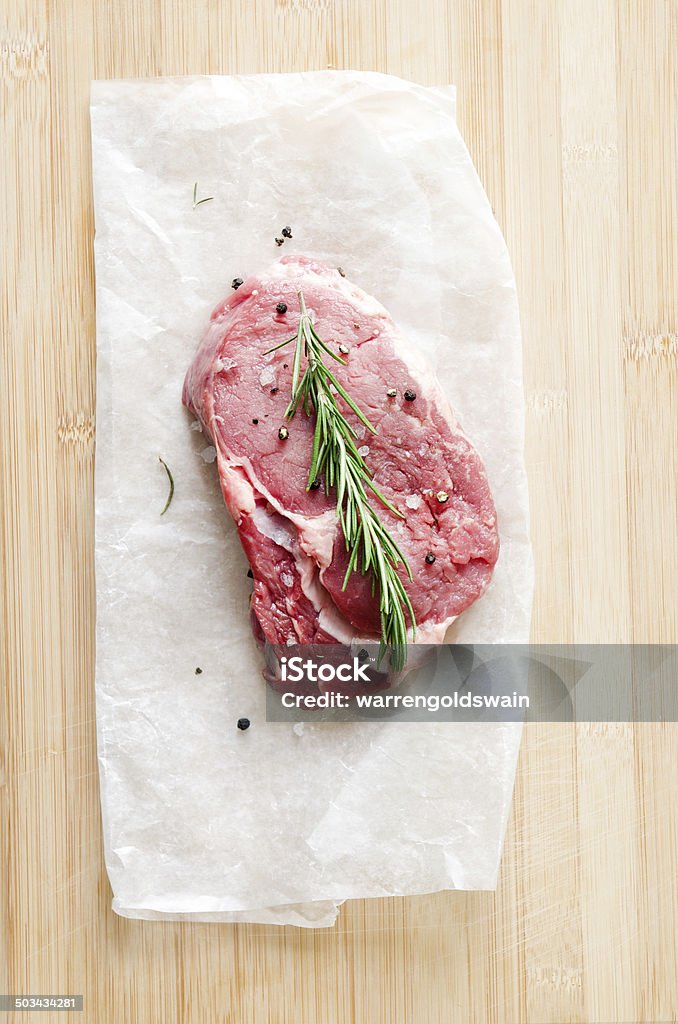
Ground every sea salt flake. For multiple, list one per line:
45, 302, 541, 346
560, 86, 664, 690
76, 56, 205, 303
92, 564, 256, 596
259, 366, 276, 387
358, 445, 370, 457
405, 493, 421, 510
200, 446, 217, 463
190, 420, 203, 432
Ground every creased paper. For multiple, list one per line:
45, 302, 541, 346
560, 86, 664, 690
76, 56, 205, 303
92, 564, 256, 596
90, 71, 533, 927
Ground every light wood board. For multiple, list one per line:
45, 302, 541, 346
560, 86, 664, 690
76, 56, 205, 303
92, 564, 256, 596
2, 1, 677, 1021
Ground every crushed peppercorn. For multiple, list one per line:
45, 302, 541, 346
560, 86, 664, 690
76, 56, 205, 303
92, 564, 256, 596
425, 552, 436, 565
275, 237, 284, 246
278, 426, 289, 440
195, 667, 203, 675
404, 389, 417, 402
386, 388, 397, 398
310, 479, 321, 490
232, 277, 244, 290
247, 568, 254, 579
276, 301, 288, 314
337, 267, 346, 277
281, 226, 293, 238
338, 344, 349, 355
270, 386, 279, 394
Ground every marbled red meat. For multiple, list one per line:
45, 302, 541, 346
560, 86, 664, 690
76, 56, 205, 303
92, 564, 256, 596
183, 256, 499, 651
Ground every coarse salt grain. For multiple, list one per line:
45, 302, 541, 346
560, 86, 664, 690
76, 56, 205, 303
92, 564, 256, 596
259, 367, 276, 387
358, 445, 370, 457
405, 494, 421, 510
200, 446, 217, 463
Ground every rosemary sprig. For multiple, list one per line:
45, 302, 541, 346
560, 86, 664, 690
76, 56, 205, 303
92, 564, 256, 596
267, 291, 416, 669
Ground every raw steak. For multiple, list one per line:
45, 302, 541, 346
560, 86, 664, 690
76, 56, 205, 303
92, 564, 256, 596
183, 256, 499, 656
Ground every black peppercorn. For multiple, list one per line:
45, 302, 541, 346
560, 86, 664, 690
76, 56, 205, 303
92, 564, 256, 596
252, 418, 259, 424
281, 226, 292, 238
276, 302, 288, 314
232, 277, 244, 290
195, 667, 203, 675
404, 389, 417, 402
247, 568, 254, 579
310, 478, 321, 490
278, 426, 289, 440
237, 718, 251, 731
425, 552, 436, 565
270, 386, 279, 394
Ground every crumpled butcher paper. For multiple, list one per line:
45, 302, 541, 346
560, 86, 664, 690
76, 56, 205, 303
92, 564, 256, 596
90, 71, 533, 926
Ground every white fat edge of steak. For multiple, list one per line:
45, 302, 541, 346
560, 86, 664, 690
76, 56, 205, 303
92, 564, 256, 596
216, 450, 357, 644
250, 503, 358, 644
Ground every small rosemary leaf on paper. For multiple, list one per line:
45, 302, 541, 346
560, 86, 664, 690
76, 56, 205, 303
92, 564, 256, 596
192, 182, 214, 208
158, 457, 175, 515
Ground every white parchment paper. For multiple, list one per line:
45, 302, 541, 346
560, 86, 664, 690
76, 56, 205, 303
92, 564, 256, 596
90, 71, 533, 926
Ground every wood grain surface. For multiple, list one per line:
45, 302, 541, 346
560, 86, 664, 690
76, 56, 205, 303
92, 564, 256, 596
2, 1, 677, 1022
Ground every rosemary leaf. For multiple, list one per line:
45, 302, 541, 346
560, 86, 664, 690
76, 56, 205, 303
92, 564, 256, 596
192, 181, 214, 208
158, 457, 175, 515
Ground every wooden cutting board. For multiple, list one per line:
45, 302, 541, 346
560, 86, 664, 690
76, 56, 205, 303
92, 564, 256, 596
2, 1, 676, 1021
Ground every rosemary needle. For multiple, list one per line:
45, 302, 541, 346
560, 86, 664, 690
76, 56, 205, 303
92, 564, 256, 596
192, 182, 213, 208
158, 457, 175, 515
266, 291, 416, 669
